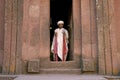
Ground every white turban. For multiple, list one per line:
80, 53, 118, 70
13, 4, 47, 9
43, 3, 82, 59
57, 20, 64, 25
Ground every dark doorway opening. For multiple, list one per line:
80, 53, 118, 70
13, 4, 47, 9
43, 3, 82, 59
50, 0, 73, 61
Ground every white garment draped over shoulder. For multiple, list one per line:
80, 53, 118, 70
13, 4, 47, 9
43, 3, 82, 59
51, 28, 69, 60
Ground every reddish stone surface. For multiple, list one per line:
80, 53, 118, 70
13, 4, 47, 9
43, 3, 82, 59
22, 0, 41, 60
9, 0, 18, 74
108, 0, 116, 75
3, 0, 13, 74
90, 0, 98, 72
81, 0, 97, 72
1, 0, 120, 75
81, 0, 92, 58
96, 0, 120, 75
73, 0, 81, 52
39, 0, 50, 58
82, 59, 95, 71
22, 0, 50, 61
110, 0, 120, 74
0, 0, 4, 68
15, 0, 23, 74
73, 0, 81, 61
103, 0, 112, 75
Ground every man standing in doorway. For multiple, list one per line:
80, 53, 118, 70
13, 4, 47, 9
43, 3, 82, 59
51, 21, 69, 61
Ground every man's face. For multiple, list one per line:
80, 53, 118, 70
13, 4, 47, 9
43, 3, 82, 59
58, 24, 64, 28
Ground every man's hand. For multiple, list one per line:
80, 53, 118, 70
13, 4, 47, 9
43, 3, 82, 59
63, 31, 66, 35
55, 32, 57, 36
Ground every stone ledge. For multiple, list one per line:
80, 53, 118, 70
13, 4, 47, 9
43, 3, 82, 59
39, 69, 81, 74
104, 76, 120, 80
0, 77, 16, 80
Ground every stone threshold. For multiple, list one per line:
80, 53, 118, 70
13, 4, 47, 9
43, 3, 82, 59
39, 68, 81, 74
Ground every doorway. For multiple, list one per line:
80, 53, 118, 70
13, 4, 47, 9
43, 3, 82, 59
50, 0, 73, 61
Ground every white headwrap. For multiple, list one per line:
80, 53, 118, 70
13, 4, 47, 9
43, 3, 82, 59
57, 20, 64, 25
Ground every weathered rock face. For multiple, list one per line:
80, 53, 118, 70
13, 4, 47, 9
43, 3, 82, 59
0, 0, 120, 75
96, 0, 120, 75
0, 0, 5, 73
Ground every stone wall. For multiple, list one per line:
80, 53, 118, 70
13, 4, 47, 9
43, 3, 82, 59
2, 0, 23, 74
96, 0, 120, 75
0, 0, 120, 75
0, 0, 5, 72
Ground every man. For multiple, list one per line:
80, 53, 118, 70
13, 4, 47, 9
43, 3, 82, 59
51, 20, 69, 61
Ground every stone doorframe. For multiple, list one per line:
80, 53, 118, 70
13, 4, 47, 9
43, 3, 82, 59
38, 0, 82, 71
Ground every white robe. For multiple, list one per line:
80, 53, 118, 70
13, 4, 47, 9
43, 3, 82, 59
51, 28, 69, 60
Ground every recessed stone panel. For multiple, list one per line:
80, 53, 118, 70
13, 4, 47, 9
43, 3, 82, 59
29, 5, 40, 18
82, 59, 95, 72
28, 59, 39, 73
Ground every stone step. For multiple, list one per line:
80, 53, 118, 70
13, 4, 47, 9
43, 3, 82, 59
0, 75, 16, 80
13, 74, 107, 80
40, 61, 81, 69
39, 68, 81, 74
104, 76, 120, 80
